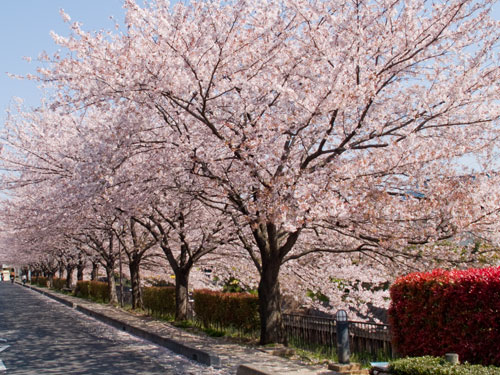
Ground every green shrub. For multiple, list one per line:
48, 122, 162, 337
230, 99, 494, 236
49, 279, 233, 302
52, 278, 66, 290
221, 276, 257, 294
222, 277, 245, 293
143, 286, 176, 318
75, 281, 109, 302
390, 356, 500, 375
193, 289, 259, 333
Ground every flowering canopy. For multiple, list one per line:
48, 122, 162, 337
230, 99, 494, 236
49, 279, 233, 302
1, 0, 499, 343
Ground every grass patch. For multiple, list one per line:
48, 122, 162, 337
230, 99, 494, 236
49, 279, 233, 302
173, 320, 259, 343
203, 327, 225, 337
172, 320, 195, 329
286, 337, 392, 368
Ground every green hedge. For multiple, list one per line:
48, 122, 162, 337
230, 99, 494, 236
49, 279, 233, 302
193, 289, 259, 332
390, 356, 500, 375
143, 287, 176, 318
31, 276, 48, 287
52, 278, 66, 290
75, 281, 110, 302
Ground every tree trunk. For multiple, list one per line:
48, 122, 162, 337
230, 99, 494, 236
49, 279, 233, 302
105, 265, 118, 304
258, 257, 285, 345
65, 265, 75, 289
129, 260, 143, 309
48, 273, 54, 289
91, 262, 99, 281
174, 268, 191, 321
77, 264, 84, 281
77, 258, 85, 281
58, 266, 64, 279
252, 223, 299, 345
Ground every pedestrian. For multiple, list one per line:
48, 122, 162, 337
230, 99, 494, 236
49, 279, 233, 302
22, 274, 27, 285
10, 274, 14, 284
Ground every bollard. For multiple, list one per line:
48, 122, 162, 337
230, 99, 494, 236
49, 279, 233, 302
445, 353, 459, 365
336, 310, 350, 364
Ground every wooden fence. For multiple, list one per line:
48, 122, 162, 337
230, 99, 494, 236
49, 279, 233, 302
282, 313, 392, 359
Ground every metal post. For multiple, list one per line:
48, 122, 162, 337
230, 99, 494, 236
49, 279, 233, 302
336, 310, 350, 364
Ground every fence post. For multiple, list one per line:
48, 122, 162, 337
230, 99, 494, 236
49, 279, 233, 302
336, 310, 350, 364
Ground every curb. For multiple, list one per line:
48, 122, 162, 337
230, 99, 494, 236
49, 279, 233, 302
237, 364, 274, 375
75, 304, 220, 367
22, 283, 221, 368
236, 363, 334, 375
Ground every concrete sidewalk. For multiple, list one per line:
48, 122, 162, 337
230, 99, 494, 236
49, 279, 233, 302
20, 283, 336, 375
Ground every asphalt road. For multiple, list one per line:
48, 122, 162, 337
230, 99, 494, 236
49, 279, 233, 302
0, 282, 225, 375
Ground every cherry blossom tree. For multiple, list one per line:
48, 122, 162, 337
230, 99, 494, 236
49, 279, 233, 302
131, 186, 237, 320
17, 0, 500, 343
113, 217, 159, 309
0, 94, 238, 320
0, 103, 124, 300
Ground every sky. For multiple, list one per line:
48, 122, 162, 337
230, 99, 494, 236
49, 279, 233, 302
0, 1, 499, 127
0, 0, 127, 125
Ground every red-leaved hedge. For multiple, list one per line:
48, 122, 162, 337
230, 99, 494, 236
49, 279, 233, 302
75, 281, 110, 302
30, 276, 66, 289
143, 286, 176, 318
193, 289, 259, 332
389, 266, 500, 366
52, 278, 67, 290
31, 276, 49, 287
